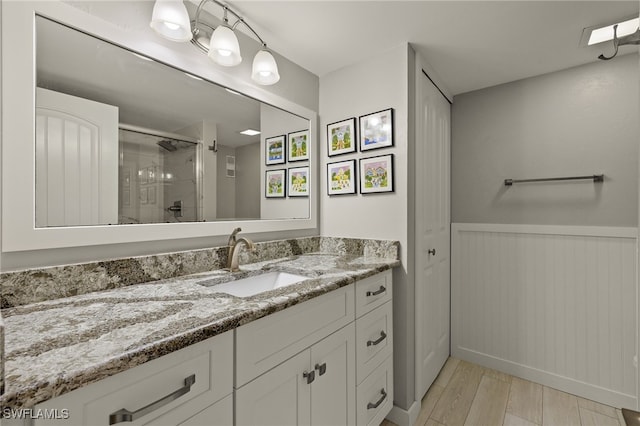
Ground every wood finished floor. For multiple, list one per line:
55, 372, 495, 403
381, 357, 627, 426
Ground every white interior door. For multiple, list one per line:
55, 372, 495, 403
415, 71, 451, 400
36, 88, 118, 227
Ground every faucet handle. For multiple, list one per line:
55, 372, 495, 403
228, 227, 242, 246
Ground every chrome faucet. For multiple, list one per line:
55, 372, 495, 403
227, 227, 256, 272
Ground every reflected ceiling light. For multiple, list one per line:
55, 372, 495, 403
240, 129, 260, 136
150, 0, 280, 85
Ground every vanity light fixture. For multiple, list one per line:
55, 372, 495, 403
150, 0, 280, 85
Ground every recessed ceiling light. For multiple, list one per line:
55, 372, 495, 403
582, 16, 639, 46
240, 129, 260, 136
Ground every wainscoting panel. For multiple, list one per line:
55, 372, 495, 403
451, 223, 638, 409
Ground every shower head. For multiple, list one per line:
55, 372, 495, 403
157, 139, 178, 152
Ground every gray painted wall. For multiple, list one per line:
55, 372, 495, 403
320, 44, 415, 411
235, 142, 260, 219
452, 53, 639, 226
216, 145, 237, 219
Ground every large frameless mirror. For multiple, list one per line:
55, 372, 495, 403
35, 16, 310, 228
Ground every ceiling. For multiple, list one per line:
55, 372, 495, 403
230, 1, 639, 95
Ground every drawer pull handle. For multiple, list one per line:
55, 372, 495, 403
315, 363, 327, 376
367, 388, 387, 410
366, 286, 386, 297
108, 374, 196, 425
367, 331, 387, 347
303, 370, 315, 384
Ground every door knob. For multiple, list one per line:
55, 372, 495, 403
428, 249, 436, 255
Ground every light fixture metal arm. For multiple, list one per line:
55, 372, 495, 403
193, 0, 267, 47
599, 24, 640, 60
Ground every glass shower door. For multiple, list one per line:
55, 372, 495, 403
119, 128, 198, 224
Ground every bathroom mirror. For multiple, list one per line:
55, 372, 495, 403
35, 15, 310, 227
2, 0, 317, 252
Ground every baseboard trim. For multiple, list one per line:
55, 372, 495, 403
453, 347, 637, 410
387, 400, 421, 426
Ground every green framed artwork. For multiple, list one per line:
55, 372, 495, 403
265, 169, 286, 198
327, 159, 356, 195
288, 129, 309, 162
288, 166, 309, 197
327, 118, 356, 157
265, 135, 286, 165
359, 154, 394, 194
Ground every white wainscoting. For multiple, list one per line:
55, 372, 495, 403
451, 223, 638, 409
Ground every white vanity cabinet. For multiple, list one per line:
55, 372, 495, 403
236, 323, 356, 426
235, 284, 356, 426
31, 330, 233, 426
354, 271, 394, 426
235, 269, 394, 426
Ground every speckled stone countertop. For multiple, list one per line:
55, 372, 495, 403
0, 251, 399, 410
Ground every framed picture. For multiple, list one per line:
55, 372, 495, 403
327, 118, 356, 157
288, 130, 309, 162
359, 108, 394, 151
265, 135, 286, 165
359, 154, 394, 194
288, 166, 309, 197
265, 169, 286, 198
327, 159, 356, 195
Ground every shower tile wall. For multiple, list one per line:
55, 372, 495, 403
163, 146, 197, 222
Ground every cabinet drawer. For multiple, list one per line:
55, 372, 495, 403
236, 284, 354, 386
355, 271, 392, 318
356, 301, 393, 384
179, 394, 233, 426
34, 331, 233, 426
356, 356, 393, 426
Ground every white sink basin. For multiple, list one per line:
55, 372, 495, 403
210, 272, 307, 297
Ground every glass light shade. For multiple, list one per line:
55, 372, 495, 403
150, 0, 192, 42
208, 25, 242, 66
251, 49, 280, 85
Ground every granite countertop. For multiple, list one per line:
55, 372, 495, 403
0, 252, 399, 410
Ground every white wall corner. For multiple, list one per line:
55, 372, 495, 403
411, 44, 453, 104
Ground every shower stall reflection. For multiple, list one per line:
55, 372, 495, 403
119, 127, 198, 224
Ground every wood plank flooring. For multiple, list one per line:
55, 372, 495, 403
381, 357, 627, 426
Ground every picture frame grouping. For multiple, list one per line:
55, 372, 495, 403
264, 129, 309, 199
326, 108, 394, 158
326, 154, 395, 196
326, 108, 395, 196
265, 166, 310, 199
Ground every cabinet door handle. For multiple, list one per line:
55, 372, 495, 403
428, 249, 436, 256
366, 286, 386, 297
367, 388, 388, 410
367, 331, 387, 347
303, 370, 315, 384
108, 374, 195, 425
315, 363, 327, 376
